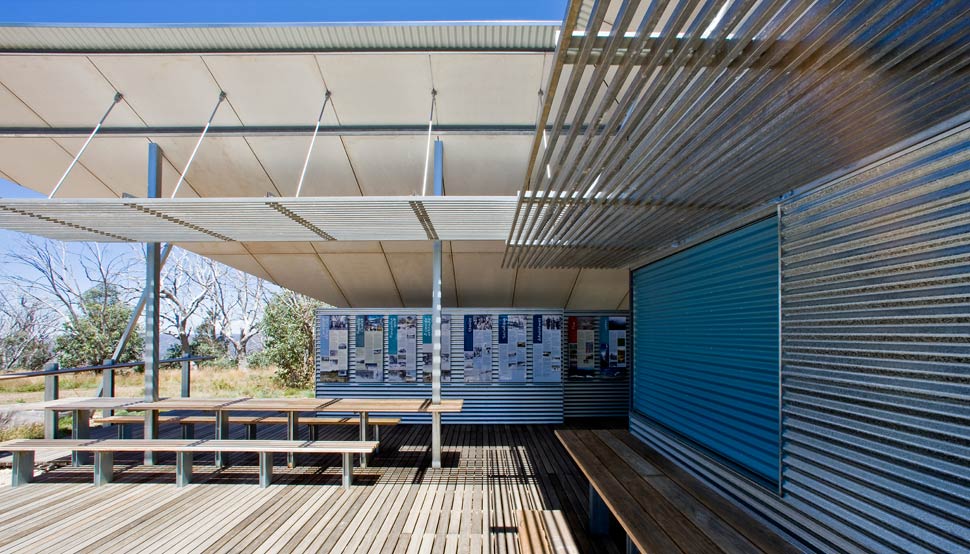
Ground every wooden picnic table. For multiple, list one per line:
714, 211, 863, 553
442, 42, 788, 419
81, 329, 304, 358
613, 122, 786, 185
41, 397, 142, 466
319, 399, 464, 467
40, 396, 464, 470
124, 397, 249, 468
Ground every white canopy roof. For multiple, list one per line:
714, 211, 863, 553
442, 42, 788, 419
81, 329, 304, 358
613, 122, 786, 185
0, 26, 629, 310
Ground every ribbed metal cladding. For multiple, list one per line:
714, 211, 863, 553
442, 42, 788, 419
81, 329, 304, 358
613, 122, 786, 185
632, 216, 780, 487
563, 381, 627, 418
315, 307, 565, 424
563, 309, 630, 419
0, 23, 558, 53
779, 124, 970, 554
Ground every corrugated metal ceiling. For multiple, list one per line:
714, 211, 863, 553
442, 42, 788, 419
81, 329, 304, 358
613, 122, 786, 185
0, 23, 559, 53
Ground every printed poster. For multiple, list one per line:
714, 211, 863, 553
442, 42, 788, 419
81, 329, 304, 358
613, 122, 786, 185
318, 315, 349, 382
388, 315, 418, 383
533, 314, 563, 382
600, 316, 628, 378
421, 314, 452, 383
498, 314, 527, 382
568, 316, 598, 378
463, 314, 492, 383
355, 315, 384, 382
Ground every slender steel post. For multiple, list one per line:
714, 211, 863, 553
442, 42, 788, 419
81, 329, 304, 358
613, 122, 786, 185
48, 92, 123, 199
107, 244, 173, 368
295, 90, 331, 197
101, 358, 115, 419
144, 143, 162, 465
431, 139, 444, 469
94, 451, 113, 486
71, 409, 90, 466
43, 362, 59, 439
259, 452, 273, 488
287, 411, 298, 468
170, 91, 226, 198
181, 348, 191, 398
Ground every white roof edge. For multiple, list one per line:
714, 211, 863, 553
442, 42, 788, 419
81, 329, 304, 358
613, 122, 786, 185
0, 22, 560, 53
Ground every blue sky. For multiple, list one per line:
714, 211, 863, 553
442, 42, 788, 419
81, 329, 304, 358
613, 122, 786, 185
0, 0, 566, 25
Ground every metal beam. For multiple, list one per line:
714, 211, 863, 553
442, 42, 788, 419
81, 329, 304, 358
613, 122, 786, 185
144, 142, 162, 465
0, 124, 537, 139
431, 139, 444, 469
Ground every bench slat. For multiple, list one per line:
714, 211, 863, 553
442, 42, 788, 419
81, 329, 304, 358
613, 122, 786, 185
1, 438, 377, 455
607, 430, 802, 554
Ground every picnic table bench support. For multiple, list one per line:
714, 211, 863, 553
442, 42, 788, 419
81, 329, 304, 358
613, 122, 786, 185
94, 451, 113, 486
11, 451, 34, 486
72, 409, 91, 466
215, 411, 230, 468
176, 451, 193, 487
589, 484, 610, 536
431, 412, 442, 469
342, 452, 353, 489
259, 452, 273, 488
358, 412, 369, 468
287, 412, 298, 468
144, 411, 159, 465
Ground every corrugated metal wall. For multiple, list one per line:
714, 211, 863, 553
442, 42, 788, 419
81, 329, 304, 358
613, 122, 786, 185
778, 123, 970, 554
631, 216, 781, 487
630, 123, 970, 554
315, 308, 566, 424
563, 310, 629, 419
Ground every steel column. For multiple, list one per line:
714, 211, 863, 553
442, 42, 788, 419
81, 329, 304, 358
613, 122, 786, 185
101, 358, 116, 419
431, 139, 443, 469
181, 350, 191, 398
144, 142, 162, 466
42, 362, 59, 440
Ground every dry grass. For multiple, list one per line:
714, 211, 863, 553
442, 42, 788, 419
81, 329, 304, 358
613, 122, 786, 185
0, 366, 312, 405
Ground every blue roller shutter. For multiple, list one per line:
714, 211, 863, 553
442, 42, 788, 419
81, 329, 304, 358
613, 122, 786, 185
632, 216, 780, 487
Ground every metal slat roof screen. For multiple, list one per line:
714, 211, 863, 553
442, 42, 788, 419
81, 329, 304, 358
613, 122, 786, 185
507, 0, 970, 269
633, 216, 780, 487
780, 125, 970, 554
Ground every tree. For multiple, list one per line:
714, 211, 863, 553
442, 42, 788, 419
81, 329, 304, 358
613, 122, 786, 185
0, 292, 53, 371
159, 250, 222, 358
212, 268, 267, 369
53, 284, 143, 368
259, 291, 320, 387
188, 311, 231, 366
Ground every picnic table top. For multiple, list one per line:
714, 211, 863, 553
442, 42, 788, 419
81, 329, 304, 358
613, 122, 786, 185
42, 397, 144, 410
38, 396, 464, 413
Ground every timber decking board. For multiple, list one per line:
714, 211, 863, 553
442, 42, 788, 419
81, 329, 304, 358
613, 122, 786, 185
0, 422, 620, 554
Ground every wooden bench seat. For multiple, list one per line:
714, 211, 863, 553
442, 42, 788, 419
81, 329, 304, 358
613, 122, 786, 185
556, 430, 800, 554
92, 414, 400, 440
516, 509, 580, 554
0, 438, 377, 490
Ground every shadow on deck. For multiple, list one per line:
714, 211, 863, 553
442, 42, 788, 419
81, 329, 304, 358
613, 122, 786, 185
0, 419, 628, 553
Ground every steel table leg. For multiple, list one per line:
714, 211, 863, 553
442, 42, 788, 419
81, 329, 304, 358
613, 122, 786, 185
72, 409, 90, 466
215, 410, 230, 468
287, 412, 298, 468
358, 411, 369, 468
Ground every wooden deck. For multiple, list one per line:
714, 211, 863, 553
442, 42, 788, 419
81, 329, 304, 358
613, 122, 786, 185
0, 420, 623, 553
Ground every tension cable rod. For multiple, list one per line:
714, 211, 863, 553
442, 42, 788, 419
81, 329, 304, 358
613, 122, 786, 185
48, 92, 123, 199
